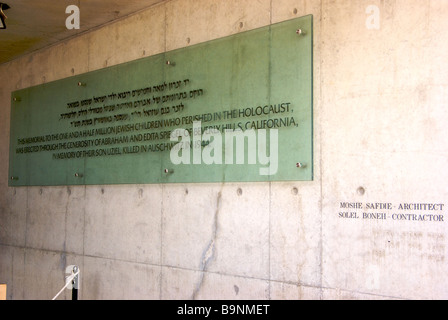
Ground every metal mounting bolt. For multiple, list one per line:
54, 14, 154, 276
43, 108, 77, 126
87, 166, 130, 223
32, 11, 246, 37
296, 162, 305, 168
296, 29, 305, 36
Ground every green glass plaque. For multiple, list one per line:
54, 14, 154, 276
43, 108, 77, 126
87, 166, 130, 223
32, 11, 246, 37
9, 15, 313, 186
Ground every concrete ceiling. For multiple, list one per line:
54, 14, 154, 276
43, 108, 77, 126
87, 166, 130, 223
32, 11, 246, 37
0, 0, 167, 65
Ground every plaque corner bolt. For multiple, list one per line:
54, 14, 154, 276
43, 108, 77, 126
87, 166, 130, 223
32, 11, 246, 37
74, 173, 84, 178
77, 81, 86, 87
10, 176, 18, 181
166, 60, 175, 66
164, 168, 173, 174
13, 97, 21, 102
296, 162, 306, 168
296, 28, 306, 36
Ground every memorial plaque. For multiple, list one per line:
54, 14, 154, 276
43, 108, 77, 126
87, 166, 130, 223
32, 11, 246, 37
9, 15, 313, 186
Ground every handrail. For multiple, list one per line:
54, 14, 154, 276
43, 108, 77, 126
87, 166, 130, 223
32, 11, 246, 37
52, 266, 79, 300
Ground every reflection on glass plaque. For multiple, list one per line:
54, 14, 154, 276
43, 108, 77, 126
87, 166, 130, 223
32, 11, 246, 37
9, 15, 313, 186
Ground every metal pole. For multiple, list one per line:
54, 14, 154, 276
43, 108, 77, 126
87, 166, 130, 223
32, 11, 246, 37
72, 266, 79, 300
72, 285, 78, 300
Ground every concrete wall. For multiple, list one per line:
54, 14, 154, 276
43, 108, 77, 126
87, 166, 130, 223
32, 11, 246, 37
0, 0, 447, 299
